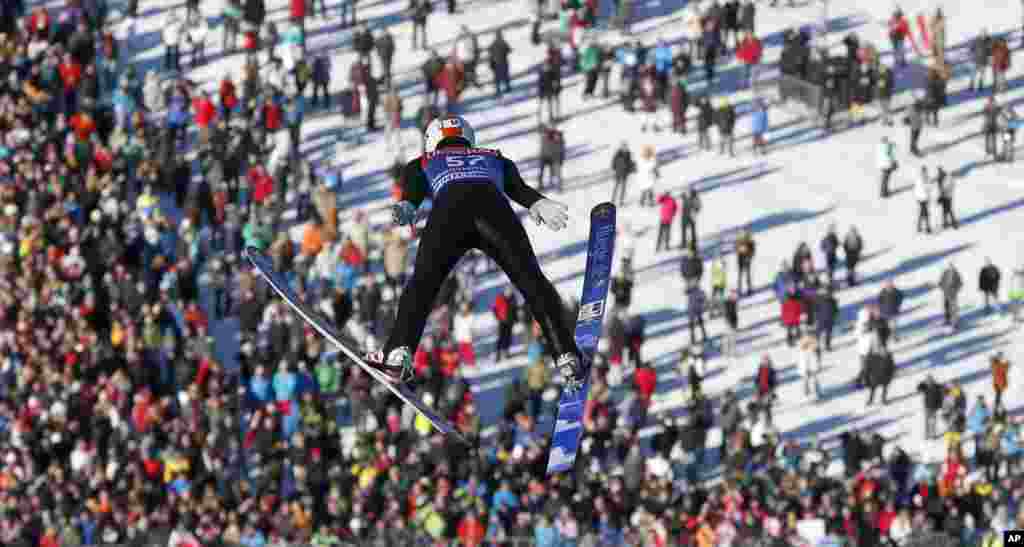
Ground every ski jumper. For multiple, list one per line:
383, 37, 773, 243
387, 146, 578, 363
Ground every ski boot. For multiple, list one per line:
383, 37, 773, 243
555, 353, 585, 392
365, 346, 415, 384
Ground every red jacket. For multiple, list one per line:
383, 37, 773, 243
658, 194, 678, 224
59, 61, 82, 90
493, 294, 510, 322
737, 37, 763, 65
220, 79, 239, 110
290, 0, 306, 19
888, 16, 909, 40
249, 167, 274, 203
876, 509, 897, 534
781, 296, 803, 326
634, 366, 657, 401
262, 102, 282, 131
192, 96, 217, 128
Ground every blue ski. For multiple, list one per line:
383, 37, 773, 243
546, 202, 616, 474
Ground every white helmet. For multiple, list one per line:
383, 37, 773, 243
424, 115, 476, 152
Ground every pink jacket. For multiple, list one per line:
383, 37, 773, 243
658, 194, 678, 224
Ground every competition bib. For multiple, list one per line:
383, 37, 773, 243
422, 148, 505, 196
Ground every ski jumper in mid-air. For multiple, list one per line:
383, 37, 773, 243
365, 115, 584, 388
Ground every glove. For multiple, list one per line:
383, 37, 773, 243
391, 201, 417, 226
529, 199, 569, 232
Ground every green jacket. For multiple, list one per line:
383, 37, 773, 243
580, 44, 601, 72
315, 361, 341, 394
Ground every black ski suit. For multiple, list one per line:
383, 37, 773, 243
388, 146, 578, 363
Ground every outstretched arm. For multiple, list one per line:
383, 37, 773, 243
500, 156, 544, 210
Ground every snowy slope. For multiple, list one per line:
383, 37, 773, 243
128, 0, 1024, 461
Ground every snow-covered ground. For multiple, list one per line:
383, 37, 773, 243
130, 0, 1024, 463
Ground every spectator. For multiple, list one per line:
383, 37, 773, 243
980, 258, 1002, 313
697, 95, 714, 151
750, 97, 768, 154
538, 125, 565, 191
889, 8, 910, 68
814, 285, 838, 351
843, 225, 863, 286
611, 141, 635, 205
376, 28, 396, 88
611, 262, 635, 310
679, 186, 701, 251
162, 10, 184, 71
915, 165, 934, 234
939, 261, 964, 329
655, 191, 677, 252
670, 72, 690, 134
971, 29, 993, 92
755, 355, 777, 424
733, 228, 755, 295
991, 351, 1010, 411
781, 287, 803, 346
936, 166, 958, 230
864, 348, 894, 406
488, 30, 512, 98
715, 98, 737, 157
878, 135, 898, 198
687, 283, 708, 345
921, 379, 942, 440
878, 279, 905, 341
905, 98, 925, 156
410, 0, 431, 50
797, 332, 821, 398
991, 35, 1011, 93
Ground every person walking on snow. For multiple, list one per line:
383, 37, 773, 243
878, 279, 905, 342
935, 167, 958, 229
611, 142, 635, 206
679, 187, 701, 251
843, 226, 863, 287
878, 136, 898, 198
687, 283, 708, 345
370, 115, 583, 387
797, 332, 821, 398
656, 191, 677, 252
939, 262, 963, 329
636, 144, 659, 207
979, 258, 1002, 313
915, 165, 934, 234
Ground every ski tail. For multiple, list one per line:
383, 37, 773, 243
546, 202, 617, 475
243, 246, 468, 443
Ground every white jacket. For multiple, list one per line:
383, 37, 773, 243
914, 171, 932, 202
750, 420, 768, 447
187, 17, 209, 45
162, 16, 183, 47
877, 140, 896, 170
889, 519, 912, 545
453, 312, 475, 344
636, 153, 659, 192
798, 346, 820, 376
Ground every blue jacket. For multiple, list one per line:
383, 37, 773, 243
1003, 427, 1022, 456
286, 95, 306, 126
687, 287, 706, 319
653, 43, 673, 74
534, 524, 558, 547
166, 95, 189, 128
774, 270, 793, 302
249, 375, 273, 403
967, 403, 990, 436
491, 488, 519, 511
313, 55, 331, 83
751, 107, 768, 135
273, 371, 298, 401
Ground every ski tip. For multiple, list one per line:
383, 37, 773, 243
591, 202, 616, 219
243, 246, 263, 264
